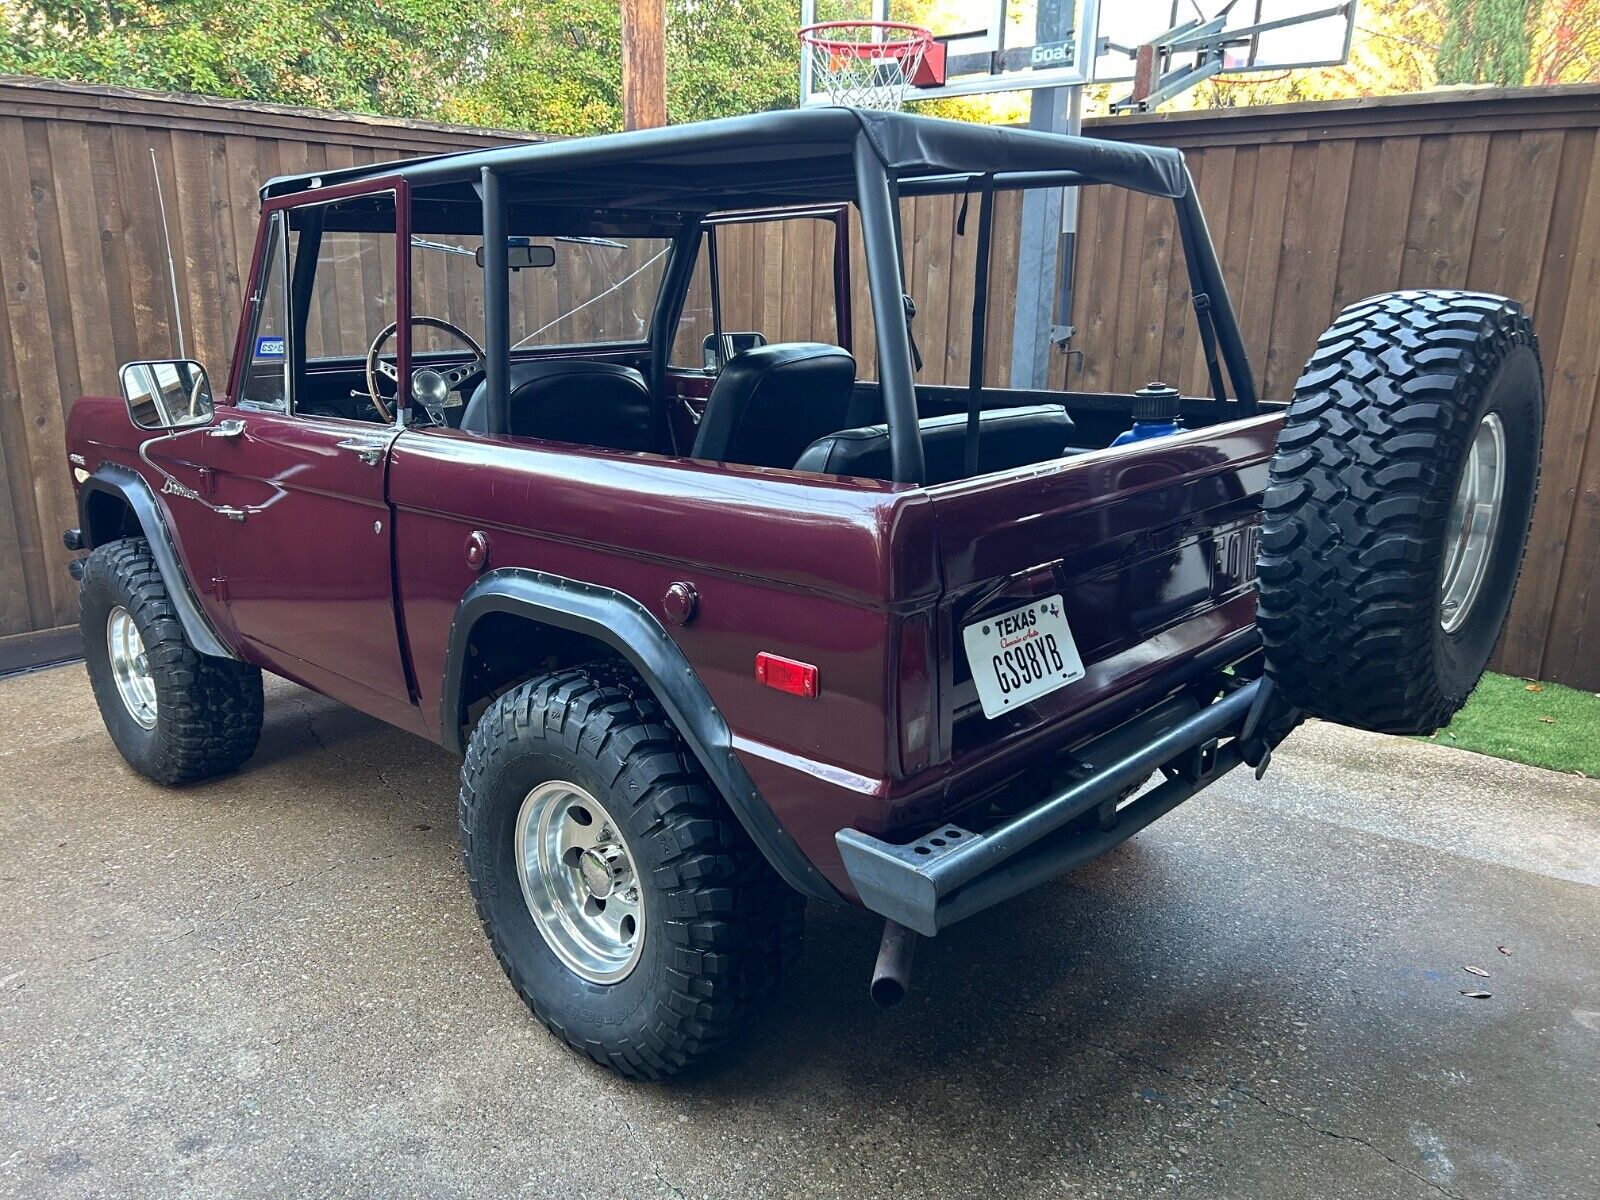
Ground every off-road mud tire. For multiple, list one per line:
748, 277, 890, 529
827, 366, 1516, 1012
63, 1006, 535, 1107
458, 663, 804, 1080
1256, 290, 1543, 735
79, 537, 264, 783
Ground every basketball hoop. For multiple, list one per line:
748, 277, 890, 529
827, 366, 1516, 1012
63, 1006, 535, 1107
799, 20, 935, 112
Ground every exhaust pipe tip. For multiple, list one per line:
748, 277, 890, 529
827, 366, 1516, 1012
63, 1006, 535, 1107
869, 973, 908, 1009
870, 919, 918, 1009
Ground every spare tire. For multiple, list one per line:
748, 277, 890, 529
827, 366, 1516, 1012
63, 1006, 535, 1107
1256, 290, 1543, 735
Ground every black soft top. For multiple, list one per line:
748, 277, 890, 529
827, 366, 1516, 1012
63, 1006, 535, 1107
261, 107, 1188, 211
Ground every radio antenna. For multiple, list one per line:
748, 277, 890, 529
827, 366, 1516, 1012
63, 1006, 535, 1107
150, 147, 188, 359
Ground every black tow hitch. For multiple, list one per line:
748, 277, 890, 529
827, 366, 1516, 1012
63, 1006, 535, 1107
1170, 736, 1222, 784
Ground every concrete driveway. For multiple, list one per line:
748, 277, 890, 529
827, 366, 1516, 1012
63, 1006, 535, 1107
1, 665, 1596, 1199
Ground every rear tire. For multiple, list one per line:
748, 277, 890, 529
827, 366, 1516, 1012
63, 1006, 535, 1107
80, 537, 264, 783
1256, 290, 1543, 734
458, 664, 803, 1080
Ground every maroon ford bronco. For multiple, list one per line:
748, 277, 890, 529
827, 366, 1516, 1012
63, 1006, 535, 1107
64, 110, 1544, 1079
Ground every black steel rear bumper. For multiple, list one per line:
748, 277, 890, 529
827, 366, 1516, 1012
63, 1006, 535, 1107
836, 678, 1289, 937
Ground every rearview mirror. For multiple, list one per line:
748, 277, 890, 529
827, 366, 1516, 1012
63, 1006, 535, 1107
118, 360, 214, 431
474, 240, 557, 270
702, 331, 768, 372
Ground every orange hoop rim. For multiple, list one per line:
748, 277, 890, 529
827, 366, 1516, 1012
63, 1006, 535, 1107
798, 20, 934, 59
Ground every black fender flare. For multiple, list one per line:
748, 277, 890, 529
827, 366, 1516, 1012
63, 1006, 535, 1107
442, 568, 842, 904
78, 464, 239, 661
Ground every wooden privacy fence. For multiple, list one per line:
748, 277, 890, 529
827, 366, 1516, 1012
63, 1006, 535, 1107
1, 77, 1598, 689
1076, 87, 1600, 691
0, 78, 529, 665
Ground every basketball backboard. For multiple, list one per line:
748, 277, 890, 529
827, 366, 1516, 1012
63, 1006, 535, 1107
801, 1, 1101, 102
1095, 2, 1357, 85
798, 1, 1356, 106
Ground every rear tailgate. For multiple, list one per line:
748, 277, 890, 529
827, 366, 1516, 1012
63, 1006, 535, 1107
927, 416, 1281, 766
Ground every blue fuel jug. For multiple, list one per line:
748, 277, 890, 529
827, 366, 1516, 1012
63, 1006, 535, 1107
1112, 382, 1184, 446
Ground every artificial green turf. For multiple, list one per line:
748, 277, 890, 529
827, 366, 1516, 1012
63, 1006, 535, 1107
1426, 671, 1600, 777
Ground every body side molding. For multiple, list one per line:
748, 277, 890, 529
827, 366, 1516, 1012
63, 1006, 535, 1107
78, 464, 239, 661
442, 567, 842, 904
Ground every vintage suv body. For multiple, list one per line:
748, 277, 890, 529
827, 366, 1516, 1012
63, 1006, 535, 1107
64, 110, 1544, 1079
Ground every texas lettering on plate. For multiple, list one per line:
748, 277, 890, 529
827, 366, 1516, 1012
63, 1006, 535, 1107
963, 595, 1086, 718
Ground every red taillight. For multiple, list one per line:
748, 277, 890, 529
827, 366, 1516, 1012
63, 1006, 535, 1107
895, 613, 936, 776
755, 652, 818, 698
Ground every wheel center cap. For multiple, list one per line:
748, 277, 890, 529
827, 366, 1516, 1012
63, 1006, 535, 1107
577, 846, 624, 899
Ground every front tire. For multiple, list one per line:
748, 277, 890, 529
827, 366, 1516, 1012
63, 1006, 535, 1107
458, 665, 803, 1080
1256, 290, 1543, 734
80, 537, 263, 783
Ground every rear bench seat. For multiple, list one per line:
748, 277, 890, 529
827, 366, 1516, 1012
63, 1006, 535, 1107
793, 405, 1080, 484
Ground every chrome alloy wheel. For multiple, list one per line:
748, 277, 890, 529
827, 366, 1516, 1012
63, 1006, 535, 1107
514, 780, 645, 984
106, 606, 158, 729
1440, 412, 1507, 634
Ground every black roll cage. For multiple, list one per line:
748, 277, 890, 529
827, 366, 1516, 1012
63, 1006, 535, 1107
268, 109, 1257, 484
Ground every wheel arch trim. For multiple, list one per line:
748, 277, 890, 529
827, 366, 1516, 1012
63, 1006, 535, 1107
443, 567, 842, 904
78, 464, 239, 661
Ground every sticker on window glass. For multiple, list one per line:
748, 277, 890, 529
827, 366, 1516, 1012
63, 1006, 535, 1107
255, 335, 286, 359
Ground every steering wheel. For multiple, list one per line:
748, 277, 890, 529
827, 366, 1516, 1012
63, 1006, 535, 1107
365, 316, 486, 423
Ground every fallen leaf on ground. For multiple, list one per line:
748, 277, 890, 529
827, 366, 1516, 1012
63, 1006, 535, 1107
1498, 946, 1513, 955
1525, 682, 1544, 692
1463, 965, 1490, 978
1460, 991, 1492, 1000
1537, 716, 1556, 724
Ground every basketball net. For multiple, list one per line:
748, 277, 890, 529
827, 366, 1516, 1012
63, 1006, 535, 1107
800, 21, 933, 112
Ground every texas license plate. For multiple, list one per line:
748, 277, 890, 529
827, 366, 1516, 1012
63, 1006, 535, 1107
963, 595, 1086, 719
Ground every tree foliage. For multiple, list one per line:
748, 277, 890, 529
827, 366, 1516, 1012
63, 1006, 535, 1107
443, 0, 800, 134
0, 2, 487, 116
1526, 0, 1600, 83
2, 1, 1598, 132
0, 0, 805, 134
1436, 0, 1537, 85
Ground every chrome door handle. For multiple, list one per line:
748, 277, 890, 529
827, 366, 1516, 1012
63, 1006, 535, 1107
336, 438, 383, 466
208, 418, 247, 439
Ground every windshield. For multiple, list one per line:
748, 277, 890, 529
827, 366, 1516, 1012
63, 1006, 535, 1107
409, 233, 672, 352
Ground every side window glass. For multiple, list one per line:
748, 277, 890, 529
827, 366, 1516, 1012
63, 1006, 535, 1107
669, 233, 715, 370
300, 194, 397, 363
716, 217, 839, 347
240, 213, 290, 411
669, 215, 845, 374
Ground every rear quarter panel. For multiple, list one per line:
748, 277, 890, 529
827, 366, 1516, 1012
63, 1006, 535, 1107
388, 428, 934, 788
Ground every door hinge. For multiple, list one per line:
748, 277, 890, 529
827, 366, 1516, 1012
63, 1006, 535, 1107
197, 466, 215, 496
211, 575, 229, 602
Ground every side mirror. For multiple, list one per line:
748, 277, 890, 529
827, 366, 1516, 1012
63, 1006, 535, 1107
119, 360, 214, 431
702, 331, 768, 372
